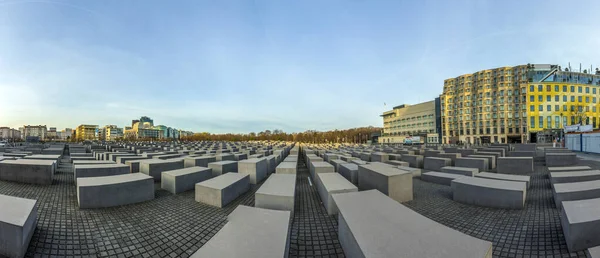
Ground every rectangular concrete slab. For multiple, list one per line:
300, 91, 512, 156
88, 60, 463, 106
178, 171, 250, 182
550, 170, 600, 184
497, 157, 533, 174
238, 158, 268, 184
358, 163, 413, 203
338, 163, 359, 184
452, 177, 527, 209
0, 194, 37, 258
139, 159, 185, 181
161, 167, 213, 194
475, 172, 531, 188
276, 162, 297, 175
77, 173, 154, 209
190, 205, 291, 258
548, 166, 592, 172
332, 190, 493, 258
316, 173, 357, 215
560, 197, 600, 252
195, 173, 250, 208
0, 159, 55, 185
421, 171, 465, 186
208, 161, 238, 177
255, 174, 296, 212
74, 163, 130, 181
553, 180, 600, 209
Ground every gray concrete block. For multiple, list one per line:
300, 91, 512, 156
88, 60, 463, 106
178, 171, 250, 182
421, 171, 465, 185
139, 159, 185, 181
457, 149, 477, 156
424, 157, 451, 171
553, 180, 600, 209
339, 163, 359, 184
508, 151, 535, 157
265, 155, 277, 174
358, 163, 413, 203
238, 158, 268, 184
548, 166, 592, 172
396, 166, 422, 178
316, 173, 357, 215
475, 172, 531, 188
0, 159, 55, 185
208, 161, 238, 177
184, 156, 216, 168
309, 161, 335, 180
560, 197, 600, 252
550, 170, 600, 184
255, 174, 296, 212
215, 153, 235, 162
329, 159, 348, 172
386, 160, 409, 167
276, 162, 297, 175
400, 154, 424, 168
497, 157, 533, 174
195, 173, 250, 208
455, 157, 488, 172
74, 163, 129, 181
514, 144, 536, 152
437, 153, 461, 165
77, 173, 154, 208
370, 152, 389, 163
332, 190, 493, 258
468, 155, 496, 170
190, 205, 291, 258
546, 153, 577, 167
441, 166, 478, 176
161, 167, 213, 194
0, 194, 37, 258
452, 177, 527, 209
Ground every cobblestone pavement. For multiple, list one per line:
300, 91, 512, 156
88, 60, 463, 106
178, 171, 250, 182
288, 156, 345, 258
1, 155, 597, 257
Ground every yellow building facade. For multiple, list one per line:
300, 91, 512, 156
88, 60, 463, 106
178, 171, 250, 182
76, 124, 98, 141
527, 83, 600, 132
442, 64, 600, 144
379, 100, 440, 144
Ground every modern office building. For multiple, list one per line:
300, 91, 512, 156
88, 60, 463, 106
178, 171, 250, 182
46, 127, 58, 140
441, 64, 600, 144
124, 116, 161, 139
379, 100, 440, 144
101, 125, 124, 141
21, 125, 47, 140
76, 125, 99, 141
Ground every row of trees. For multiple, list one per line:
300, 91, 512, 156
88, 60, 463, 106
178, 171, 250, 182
180, 127, 382, 144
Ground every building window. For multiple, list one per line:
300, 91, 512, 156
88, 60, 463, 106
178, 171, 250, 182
555, 116, 560, 129
547, 116, 552, 128
586, 87, 590, 93
546, 85, 551, 91
555, 95, 559, 102
571, 86, 575, 92
531, 116, 535, 128
578, 96, 582, 102
539, 116, 544, 128
555, 85, 559, 91
594, 97, 597, 103
555, 105, 559, 111
547, 105, 551, 111
530, 96, 535, 102
594, 106, 597, 112
563, 86, 567, 92
538, 85, 543, 91
538, 95, 543, 102
571, 96, 575, 102
530, 105, 535, 111
594, 88, 597, 94
530, 85, 534, 92
579, 86, 582, 93
586, 97, 590, 103
563, 95, 567, 102
546, 95, 551, 102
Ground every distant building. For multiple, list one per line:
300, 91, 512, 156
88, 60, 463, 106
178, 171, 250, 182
76, 125, 99, 141
60, 128, 73, 141
124, 116, 160, 139
21, 125, 47, 140
0, 127, 21, 140
46, 127, 58, 140
379, 100, 440, 144
102, 125, 123, 141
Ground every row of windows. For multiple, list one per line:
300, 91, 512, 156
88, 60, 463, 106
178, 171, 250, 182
529, 84, 598, 94
384, 114, 434, 124
530, 105, 596, 112
529, 95, 597, 103
446, 127, 526, 135
530, 116, 595, 129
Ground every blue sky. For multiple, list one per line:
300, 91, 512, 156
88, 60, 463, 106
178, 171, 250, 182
1, 0, 599, 133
